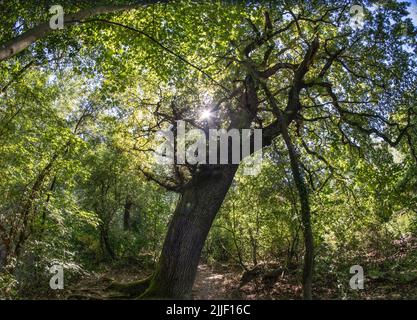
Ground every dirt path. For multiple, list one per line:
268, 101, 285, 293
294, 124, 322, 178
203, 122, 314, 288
192, 264, 235, 299
63, 264, 236, 300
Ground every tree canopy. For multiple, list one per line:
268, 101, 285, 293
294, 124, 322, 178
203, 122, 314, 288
0, 0, 416, 300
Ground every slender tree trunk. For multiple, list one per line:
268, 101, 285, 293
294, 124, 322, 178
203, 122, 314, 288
100, 225, 116, 261
262, 79, 315, 299
123, 196, 133, 231
0, 245, 6, 270
287, 225, 300, 268
40, 176, 57, 235
280, 121, 314, 300
231, 230, 247, 271
0, 4, 159, 62
230, 201, 248, 270
140, 164, 238, 299
248, 227, 258, 266
13, 154, 58, 259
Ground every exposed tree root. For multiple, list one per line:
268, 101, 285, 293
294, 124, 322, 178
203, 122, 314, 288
106, 276, 152, 298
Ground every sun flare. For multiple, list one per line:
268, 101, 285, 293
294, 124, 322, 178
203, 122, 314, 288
200, 109, 212, 120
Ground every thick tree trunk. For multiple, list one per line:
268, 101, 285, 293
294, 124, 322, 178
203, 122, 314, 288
135, 75, 257, 299
140, 164, 238, 299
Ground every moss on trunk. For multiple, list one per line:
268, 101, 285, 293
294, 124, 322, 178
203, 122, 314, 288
107, 276, 152, 298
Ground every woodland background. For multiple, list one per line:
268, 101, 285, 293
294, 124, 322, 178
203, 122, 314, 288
0, 0, 417, 299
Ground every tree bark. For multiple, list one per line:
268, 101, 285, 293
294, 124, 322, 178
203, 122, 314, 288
0, 2, 166, 61
280, 120, 314, 300
123, 196, 133, 231
100, 225, 116, 261
248, 227, 258, 266
13, 153, 58, 259
140, 164, 239, 299
0, 225, 10, 271
137, 73, 259, 299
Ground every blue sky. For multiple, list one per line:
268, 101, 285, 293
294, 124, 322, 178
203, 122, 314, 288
407, 0, 417, 25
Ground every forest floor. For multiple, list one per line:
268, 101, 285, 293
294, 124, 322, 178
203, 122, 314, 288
63, 263, 239, 300
32, 236, 417, 300
61, 262, 311, 300
192, 264, 234, 299
32, 255, 417, 300
62, 257, 417, 300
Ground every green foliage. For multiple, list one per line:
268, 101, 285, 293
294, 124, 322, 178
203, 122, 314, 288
0, 0, 416, 299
